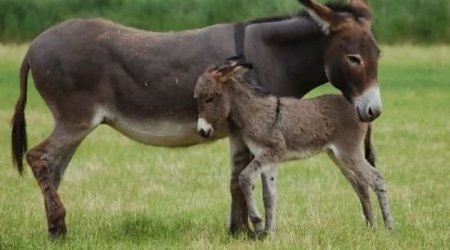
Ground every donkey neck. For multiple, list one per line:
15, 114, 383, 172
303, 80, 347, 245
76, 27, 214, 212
243, 16, 328, 97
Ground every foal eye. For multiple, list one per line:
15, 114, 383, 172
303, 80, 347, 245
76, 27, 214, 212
347, 55, 362, 65
205, 96, 216, 103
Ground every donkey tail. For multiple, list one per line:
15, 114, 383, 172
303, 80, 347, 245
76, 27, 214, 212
364, 123, 376, 167
11, 54, 30, 175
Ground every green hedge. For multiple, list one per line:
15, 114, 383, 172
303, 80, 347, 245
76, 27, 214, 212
0, 0, 448, 43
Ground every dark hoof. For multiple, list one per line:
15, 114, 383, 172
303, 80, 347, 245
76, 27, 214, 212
248, 230, 270, 241
48, 222, 67, 241
228, 223, 252, 237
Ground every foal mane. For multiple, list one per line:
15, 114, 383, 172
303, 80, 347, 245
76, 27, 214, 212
231, 74, 271, 97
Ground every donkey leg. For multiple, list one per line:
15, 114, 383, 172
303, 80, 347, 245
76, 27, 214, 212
26, 124, 93, 239
239, 159, 268, 233
261, 167, 277, 233
228, 133, 252, 234
327, 151, 374, 227
49, 142, 82, 189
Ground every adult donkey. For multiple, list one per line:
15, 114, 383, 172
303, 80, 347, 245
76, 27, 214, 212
11, 0, 382, 238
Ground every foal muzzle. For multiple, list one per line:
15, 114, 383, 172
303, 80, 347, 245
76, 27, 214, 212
197, 117, 214, 138
354, 85, 382, 122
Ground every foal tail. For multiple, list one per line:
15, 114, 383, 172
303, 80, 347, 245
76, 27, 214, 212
11, 54, 30, 175
364, 124, 376, 167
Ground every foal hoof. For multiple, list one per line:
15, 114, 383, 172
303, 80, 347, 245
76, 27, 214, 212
386, 224, 395, 232
248, 230, 270, 241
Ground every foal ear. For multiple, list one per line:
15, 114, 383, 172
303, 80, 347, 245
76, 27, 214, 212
225, 54, 245, 62
298, 0, 344, 34
217, 64, 251, 82
237, 62, 253, 70
231, 65, 251, 76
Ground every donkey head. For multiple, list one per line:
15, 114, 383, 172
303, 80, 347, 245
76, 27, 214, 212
299, 0, 381, 122
194, 59, 251, 138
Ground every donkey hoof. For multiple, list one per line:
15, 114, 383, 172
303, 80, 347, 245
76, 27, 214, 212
48, 222, 67, 241
228, 222, 251, 236
48, 228, 67, 241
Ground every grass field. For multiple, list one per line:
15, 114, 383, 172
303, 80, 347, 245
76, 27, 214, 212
0, 44, 449, 249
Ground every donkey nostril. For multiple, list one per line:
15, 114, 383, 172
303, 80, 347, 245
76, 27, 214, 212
368, 107, 374, 117
367, 106, 381, 120
199, 129, 207, 138
199, 128, 212, 138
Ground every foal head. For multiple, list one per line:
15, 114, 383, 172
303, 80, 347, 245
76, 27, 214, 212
300, 0, 382, 122
194, 59, 251, 138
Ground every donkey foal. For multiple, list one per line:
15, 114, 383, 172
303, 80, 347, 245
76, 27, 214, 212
194, 59, 394, 235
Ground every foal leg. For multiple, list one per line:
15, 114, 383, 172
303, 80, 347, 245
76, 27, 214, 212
363, 164, 394, 230
239, 158, 266, 233
228, 133, 251, 234
343, 172, 374, 226
351, 180, 374, 227
26, 123, 93, 239
261, 167, 277, 233
327, 151, 374, 227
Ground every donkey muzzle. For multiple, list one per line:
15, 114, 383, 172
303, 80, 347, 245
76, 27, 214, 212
197, 117, 214, 138
354, 85, 382, 122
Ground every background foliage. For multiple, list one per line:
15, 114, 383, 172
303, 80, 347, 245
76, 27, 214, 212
0, 0, 449, 43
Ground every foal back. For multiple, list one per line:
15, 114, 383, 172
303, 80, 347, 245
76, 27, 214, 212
278, 94, 368, 159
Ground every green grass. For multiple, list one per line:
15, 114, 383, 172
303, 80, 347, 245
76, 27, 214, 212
0, 0, 449, 43
0, 44, 449, 249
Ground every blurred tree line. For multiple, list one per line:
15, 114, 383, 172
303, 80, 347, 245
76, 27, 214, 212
0, 0, 448, 43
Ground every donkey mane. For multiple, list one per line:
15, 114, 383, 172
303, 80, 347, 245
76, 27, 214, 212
247, 15, 293, 25
246, 1, 368, 25
300, 1, 369, 20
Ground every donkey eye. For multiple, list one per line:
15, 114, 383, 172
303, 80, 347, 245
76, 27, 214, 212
347, 55, 362, 65
205, 96, 216, 103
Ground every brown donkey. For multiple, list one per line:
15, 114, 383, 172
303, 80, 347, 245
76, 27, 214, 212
195, 59, 393, 236
12, 0, 382, 238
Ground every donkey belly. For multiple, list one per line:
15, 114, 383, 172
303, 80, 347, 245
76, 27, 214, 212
103, 109, 227, 147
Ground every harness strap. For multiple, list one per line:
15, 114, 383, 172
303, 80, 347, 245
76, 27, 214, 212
233, 22, 247, 60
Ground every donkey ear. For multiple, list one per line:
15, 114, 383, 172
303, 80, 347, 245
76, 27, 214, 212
350, 0, 372, 26
298, 0, 344, 34
351, 0, 369, 8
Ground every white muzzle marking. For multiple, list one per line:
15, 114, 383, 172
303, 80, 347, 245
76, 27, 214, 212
354, 85, 382, 122
197, 117, 214, 137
